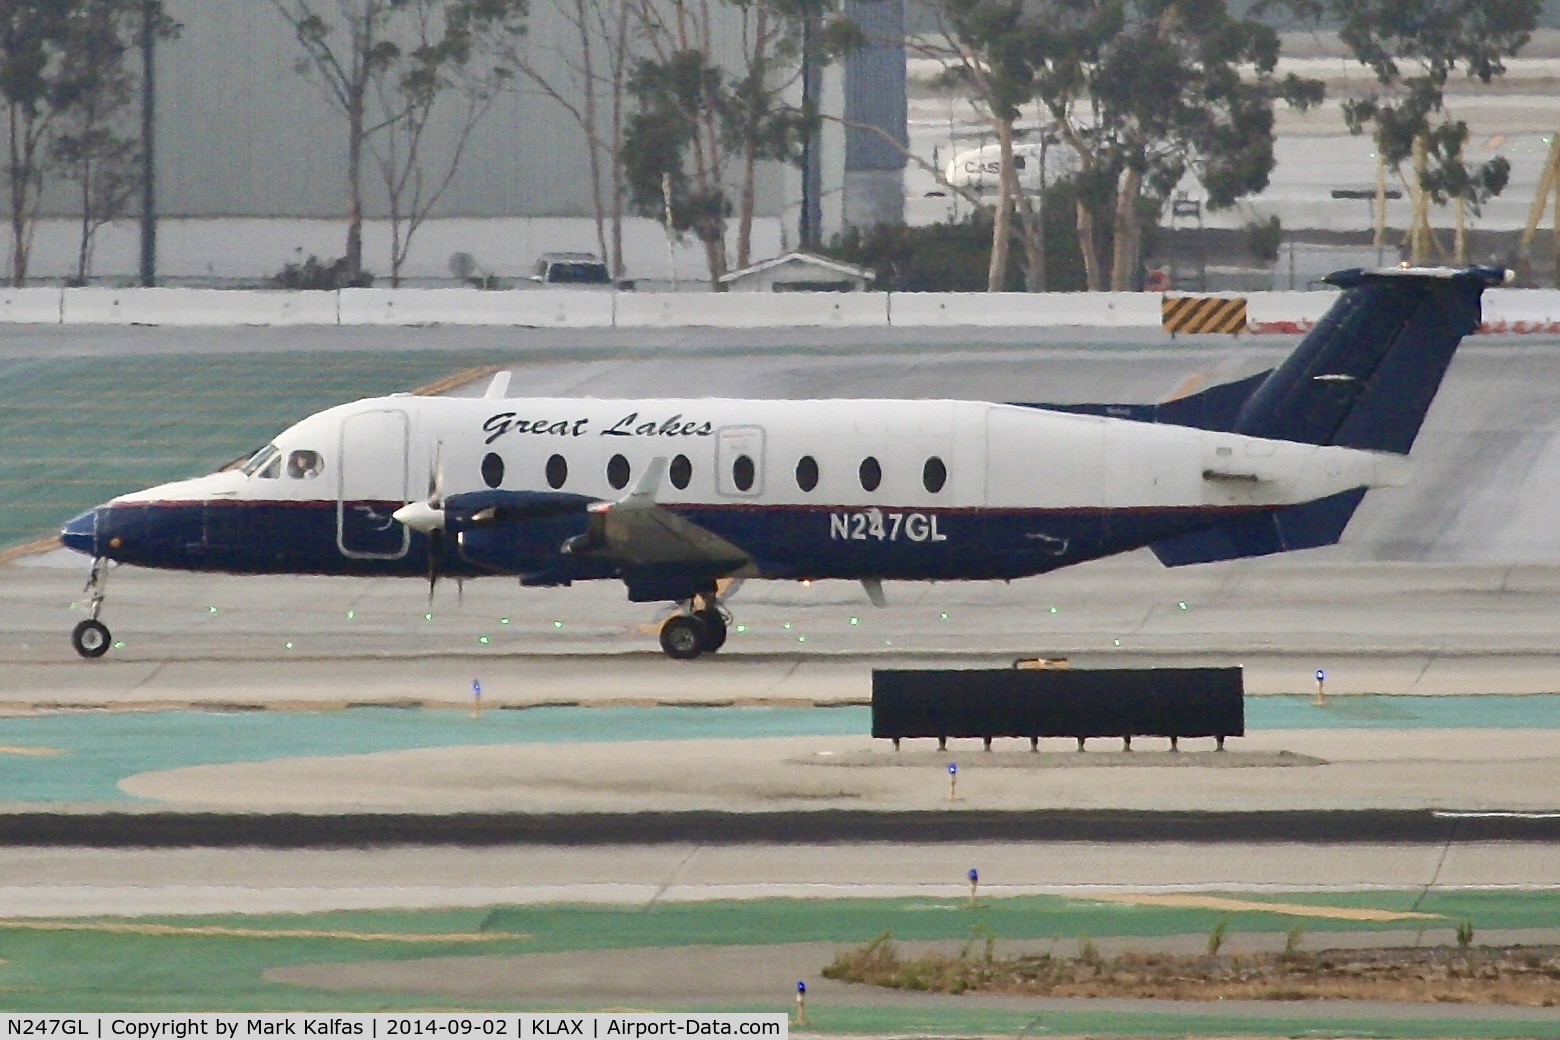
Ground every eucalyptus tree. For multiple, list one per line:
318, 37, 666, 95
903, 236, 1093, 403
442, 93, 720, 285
923, 0, 1049, 291
1033, 0, 1322, 291
268, 0, 527, 285
0, 1, 72, 285
1311, 0, 1539, 264
486, 0, 636, 276
50, 0, 177, 285
621, 0, 859, 287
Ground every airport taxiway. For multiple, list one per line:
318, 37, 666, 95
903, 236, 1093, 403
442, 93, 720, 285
3, 326, 1558, 1025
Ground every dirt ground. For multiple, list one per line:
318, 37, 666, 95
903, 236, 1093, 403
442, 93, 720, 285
823, 938, 1560, 1006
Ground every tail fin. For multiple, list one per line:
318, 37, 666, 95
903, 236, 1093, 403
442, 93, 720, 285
1145, 267, 1505, 566
1028, 266, 1505, 451
1230, 266, 1505, 453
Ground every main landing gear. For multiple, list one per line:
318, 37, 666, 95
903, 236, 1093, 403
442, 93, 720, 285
658, 592, 729, 661
71, 557, 113, 659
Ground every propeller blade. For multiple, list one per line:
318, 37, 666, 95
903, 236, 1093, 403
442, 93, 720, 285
430, 441, 446, 508
427, 529, 444, 605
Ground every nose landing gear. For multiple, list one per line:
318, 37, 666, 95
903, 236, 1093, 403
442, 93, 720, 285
71, 557, 113, 659
658, 590, 730, 660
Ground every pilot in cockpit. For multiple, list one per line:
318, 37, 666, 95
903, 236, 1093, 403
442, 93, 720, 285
288, 449, 323, 479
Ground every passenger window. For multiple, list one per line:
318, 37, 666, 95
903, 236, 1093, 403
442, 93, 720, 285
732, 454, 755, 492
546, 454, 568, 489
481, 452, 505, 489
859, 456, 881, 492
607, 453, 631, 490
795, 455, 818, 492
287, 449, 323, 479
669, 454, 692, 490
923, 456, 947, 494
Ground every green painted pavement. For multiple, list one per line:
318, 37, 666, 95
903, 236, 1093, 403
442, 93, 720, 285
2, 895, 1557, 1032
4, 699, 1560, 804
0, 350, 512, 549
477, 891, 1560, 951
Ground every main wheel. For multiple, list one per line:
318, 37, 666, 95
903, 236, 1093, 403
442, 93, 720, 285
696, 608, 728, 652
71, 619, 111, 659
659, 615, 708, 660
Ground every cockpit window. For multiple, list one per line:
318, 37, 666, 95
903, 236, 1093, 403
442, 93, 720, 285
241, 444, 281, 479
287, 449, 324, 479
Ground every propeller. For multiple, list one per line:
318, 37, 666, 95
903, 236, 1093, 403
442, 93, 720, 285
391, 442, 448, 604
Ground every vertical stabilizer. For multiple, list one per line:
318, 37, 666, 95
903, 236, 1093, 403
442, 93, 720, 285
1148, 266, 1505, 567
1231, 266, 1506, 454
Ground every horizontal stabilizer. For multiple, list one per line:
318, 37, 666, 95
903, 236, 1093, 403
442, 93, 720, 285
1150, 488, 1366, 566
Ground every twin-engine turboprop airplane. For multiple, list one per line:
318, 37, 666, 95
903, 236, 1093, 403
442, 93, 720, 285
59, 266, 1505, 659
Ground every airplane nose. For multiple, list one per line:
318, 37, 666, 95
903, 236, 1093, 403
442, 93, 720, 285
60, 508, 99, 556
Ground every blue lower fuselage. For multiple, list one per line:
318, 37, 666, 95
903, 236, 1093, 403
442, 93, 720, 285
60, 497, 1255, 587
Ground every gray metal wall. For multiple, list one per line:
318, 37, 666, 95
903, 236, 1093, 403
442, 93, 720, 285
139, 0, 788, 220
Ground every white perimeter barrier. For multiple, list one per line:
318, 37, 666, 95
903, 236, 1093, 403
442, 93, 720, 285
4, 285, 1560, 332
0, 288, 65, 323
1242, 291, 1337, 333
59, 287, 340, 326
615, 291, 888, 327
338, 287, 615, 327
888, 291, 1162, 327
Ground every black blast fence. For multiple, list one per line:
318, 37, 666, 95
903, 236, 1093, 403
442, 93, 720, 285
871, 667, 1245, 748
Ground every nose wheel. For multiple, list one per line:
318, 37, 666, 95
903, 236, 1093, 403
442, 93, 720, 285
71, 557, 113, 659
71, 619, 111, 658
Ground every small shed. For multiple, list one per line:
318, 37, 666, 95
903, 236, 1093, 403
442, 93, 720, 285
719, 252, 875, 292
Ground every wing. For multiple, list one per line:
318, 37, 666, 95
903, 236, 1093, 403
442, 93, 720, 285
563, 458, 755, 601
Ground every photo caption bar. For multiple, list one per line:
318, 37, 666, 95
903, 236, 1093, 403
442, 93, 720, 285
0, 1016, 788, 1040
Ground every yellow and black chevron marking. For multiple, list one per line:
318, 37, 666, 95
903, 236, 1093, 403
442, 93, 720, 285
1161, 295, 1248, 334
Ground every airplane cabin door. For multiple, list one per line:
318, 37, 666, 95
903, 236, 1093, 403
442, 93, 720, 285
336, 408, 411, 559
715, 425, 765, 496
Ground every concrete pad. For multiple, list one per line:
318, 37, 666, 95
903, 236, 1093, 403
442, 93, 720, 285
111, 728, 1560, 814
2, 842, 1555, 917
